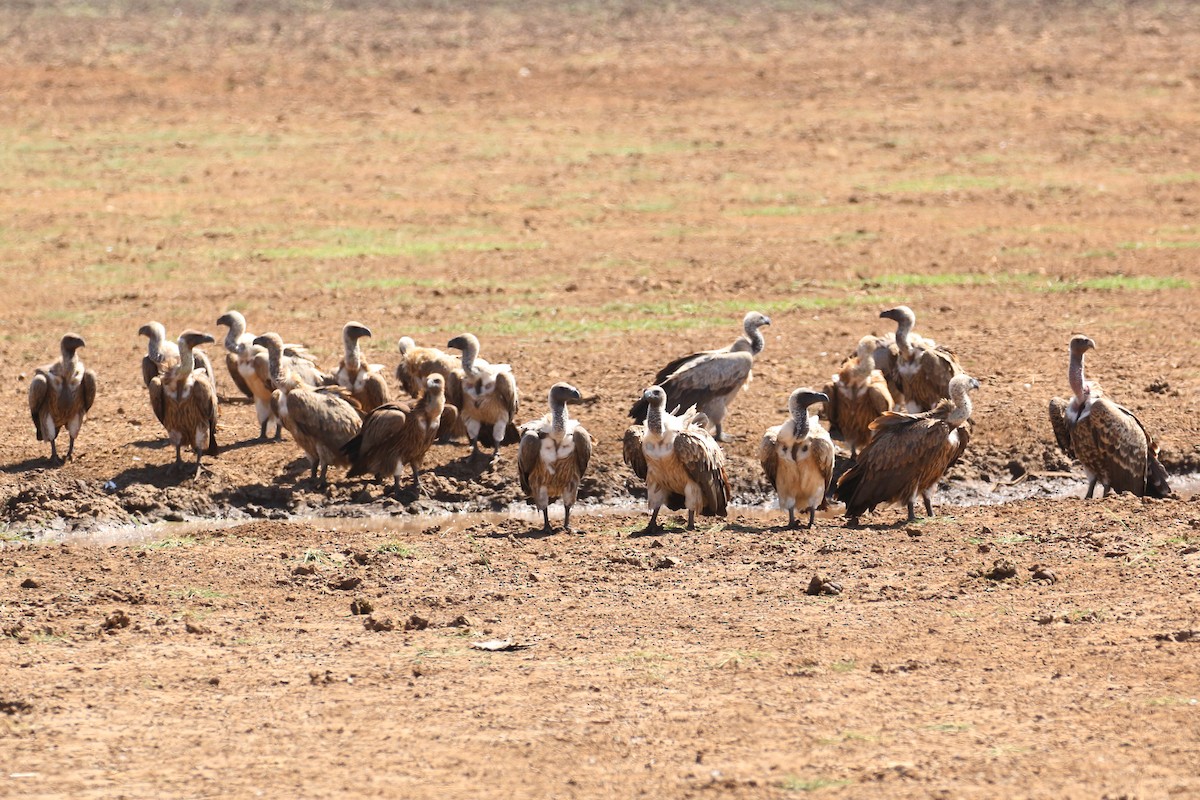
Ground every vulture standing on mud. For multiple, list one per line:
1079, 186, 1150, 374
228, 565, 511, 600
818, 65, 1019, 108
147, 330, 219, 479
395, 336, 464, 437
879, 305, 963, 413
823, 336, 894, 458
254, 332, 362, 490
28, 333, 97, 464
342, 374, 449, 498
623, 386, 730, 533
139, 321, 214, 388
517, 382, 593, 534
1048, 335, 1171, 499
629, 311, 770, 442
218, 310, 280, 440
760, 388, 834, 529
835, 373, 979, 523
448, 333, 519, 456
334, 321, 390, 414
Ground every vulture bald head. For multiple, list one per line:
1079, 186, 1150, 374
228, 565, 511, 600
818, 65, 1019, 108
789, 388, 829, 419
744, 311, 771, 332
138, 322, 166, 342
642, 385, 667, 409
252, 332, 283, 352
447, 333, 480, 354
216, 310, 247, 333
178, 330, 215, 350
60, 333, 87, 356
425, 373, 446, 396
549, 382, 583, 406
343, 321, 372, 343
879, 305, 916, 327
1069, 334, 1096, 358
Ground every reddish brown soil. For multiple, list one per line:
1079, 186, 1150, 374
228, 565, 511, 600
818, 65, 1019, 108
2, 2, 1200, 797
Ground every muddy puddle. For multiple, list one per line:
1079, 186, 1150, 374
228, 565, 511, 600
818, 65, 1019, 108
26, 472, 1200, 549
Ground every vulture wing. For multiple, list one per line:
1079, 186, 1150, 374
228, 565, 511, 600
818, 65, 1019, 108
758, 427, 781, 488
142, 356, 159, 388
572, 424, 593, 484
516, 428, 542, 497
622, 425, 648, 481
147, 375, 166, 426
225, 351, 254, 398
673, 430, 729, 516
81, 369, 97, 416
660, 351, 753, 415
1047, 397, 1075, 458
28, 372, 49, 437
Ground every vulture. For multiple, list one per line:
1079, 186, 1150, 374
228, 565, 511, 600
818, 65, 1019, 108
517, 382, 594, 534
1048, 335, 1172, 499
879, 305, 963, 413
139, 321, 214, 388
342, 374, 449, 498
28, 333, 97, 464
147, 330, 219, 479
334, 321, 390, 414
822, 335, 894, 457
448, 333, 520, 456
254, 332, 362, 489
395, 335, 465, 438
835, 373, 979, 523
759, 389, 835, 529
622, 386, 730, 533
629, 311, 770, 442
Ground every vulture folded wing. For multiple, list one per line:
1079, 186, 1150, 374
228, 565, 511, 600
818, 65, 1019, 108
142, 356, 159, 388
811, 434, 837, 497
622, 425, 648, 481
758, 429, 780, 487
81, 369, 97, 415
652, 350, 710, 386
147, 376, 167, 426
361, 371, 390, 412
437, 404, 459, 439
28, 372, 49, 435
1047, 397, 1075, 458
572, 425, 593, 480
225, 352, 253, 398
673, 430, 729, 516
516, 430, 542, 496
1113, 404, 1173, 498
661, 352, 753, 414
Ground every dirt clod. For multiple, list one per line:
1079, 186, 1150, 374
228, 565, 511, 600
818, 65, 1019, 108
350, 598, 374, 616
19, 577, 39, 589
363, 616, 395, 633
102, 610, 131, 631
983, 561, 1018, 581
806, 574, 842, 596
404, 614, 429, 631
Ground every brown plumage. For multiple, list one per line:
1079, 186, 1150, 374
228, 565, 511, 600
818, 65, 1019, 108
28, 333, 97, 465
449, 333, 520, 456
342, 374, 447, 498
760, 389, 835, 529
517, 382, 594, 534
629, 311, 770, 442
623, 386, 730, 533
822, 336, 894, 457
147, 330, 219, 479
139, 321, 214, 389
879, 305, 964, 413
396, 336, 465, 437
255, 332, 362, 490
334, 321, 390, 414
835, 374, 979, 522
1048, 335, 1171, 499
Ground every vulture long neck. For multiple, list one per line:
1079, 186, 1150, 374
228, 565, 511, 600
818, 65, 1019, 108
743, 321, 766, 356
646, 401, 665, 437
61, 342, 79, 372
265, 342, 293, 389
790, 404, 810, 439
1068, 349, 1087, 404
224, 315, 246, 352
343, 333, 362, 372
146, 326, 168, 363
851, 349, 875, 380
550, 398, 569, 436
894, 314, 915, 355
177, 339, 196, 376
459, 338, 479, 375
947, 385, 973, 428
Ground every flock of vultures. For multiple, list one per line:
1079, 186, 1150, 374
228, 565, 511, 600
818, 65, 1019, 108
26, 305, 1173, 533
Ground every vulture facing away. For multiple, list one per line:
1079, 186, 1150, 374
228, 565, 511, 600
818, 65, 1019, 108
517, 382, 593, 534
28, 333, 97, 464
448, 333, 520, 456
880, 305, 963, 413
147, 330, 219, 479
629, 311, 770, 442
623, 386, 730, 533
1048, 335, 1171, 499
255, 333, 362, 490
139, 321, 214, 388
334, 321, 390, 414
835, 373, 979, 522
396, 335, 465, 439
823, 335, 893, 457
342, 374, 449, 498
760, 389, 834, 529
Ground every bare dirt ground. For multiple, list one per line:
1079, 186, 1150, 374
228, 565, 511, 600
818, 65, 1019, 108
2, 1, 1200, 796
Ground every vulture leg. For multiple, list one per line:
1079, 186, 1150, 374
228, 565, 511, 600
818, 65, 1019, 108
807, 507, 816, 529
49, 438, 61, 466
309, 460, 319, 481
687, 510, 696, 530
174, 444, 184, 471
923, 494, 934, 518
64, 434, 77, 463
787, 508, 797, 529
715, 423, 733, 443
411, 465, 430, 497
906, 501, 917, 522
392, 475, 403, 498
193, 451, 204, 482
318, 462, 329, 492
563, 506, 573, 533
274, 424, 283, 442
259, 419, 270, 441
644, 507, 663, 535
541, 507, 552, 535
1085, 477, 1098, 499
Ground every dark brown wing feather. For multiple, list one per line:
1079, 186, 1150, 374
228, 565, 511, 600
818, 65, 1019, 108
572, 425, 593, 483
516, 429, 541, 497
225, 351, 254, 398
673, 430, 729, 517
758, 429, 780, 488
1047, 397, 1074, 458
622, 425, 648, 481
81, 370, 97, 415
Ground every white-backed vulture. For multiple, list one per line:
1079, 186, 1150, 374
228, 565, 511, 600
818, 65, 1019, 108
396, 335, 465, 438
517, 382, 593, 534
879, 305, 963, 413
760, 389, 834, 529
448, 333, 520, 456
1048, 335, 1172, 499
822, 336, 894, 457
147, 330, 219, 479
254, 332, 362, 490
835, 373, 979, 523
622, 386, 730, 533
629, 312, 770, 442
28, 333, 97, 465
342, 374, 447, 498
334, 321, 390, 414
139, 321, 214, 389
217, 310, 281, 440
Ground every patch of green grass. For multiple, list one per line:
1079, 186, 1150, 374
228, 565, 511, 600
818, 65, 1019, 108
829, 659, 856, 673
1152, 172, 1200, 185
1078, 249, 1118, 259
172, 587, 226, 600
376, 541, 418, 558
143, 536, 198, 550
257, 239, 544, 261
836, 272, 1191, 293
623, 200, 676, 213
827, 230, 878, 246
996, 533, 1031, 544
1147, 696, 1199, 707
926, 722, 972, 732
882, 174, 1015, 193
300, 548, 331, 565
736, 203, 873, 217
712, 650, 767, 670
780, 776, 851, 792
1118, 240, 1200, 252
